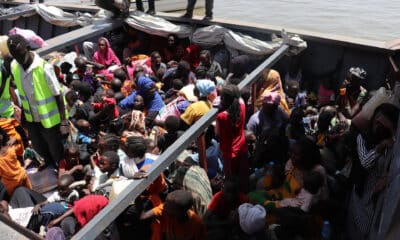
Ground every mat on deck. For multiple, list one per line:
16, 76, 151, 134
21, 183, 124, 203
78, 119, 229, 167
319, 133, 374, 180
27, 167, 58, 194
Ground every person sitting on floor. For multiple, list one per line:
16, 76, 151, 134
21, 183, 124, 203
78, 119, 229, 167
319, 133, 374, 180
140, 189, 206, 240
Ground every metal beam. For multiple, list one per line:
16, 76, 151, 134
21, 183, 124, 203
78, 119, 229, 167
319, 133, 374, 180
72, 44, 290, 240
36, 19, 123, 57
0, 8, 36, 21
0, 214, 43, 240
238, 44, 289, 91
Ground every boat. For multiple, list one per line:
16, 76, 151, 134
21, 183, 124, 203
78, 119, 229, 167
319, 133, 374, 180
0, 1, 399, 239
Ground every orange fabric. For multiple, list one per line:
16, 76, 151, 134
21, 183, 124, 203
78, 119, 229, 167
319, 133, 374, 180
121, 80, 134, 97
0, 146, 32, 195
0, 118, 24, 157
140, 164, 167, 240
152, 204, 206, 240
256, 69, 290, 115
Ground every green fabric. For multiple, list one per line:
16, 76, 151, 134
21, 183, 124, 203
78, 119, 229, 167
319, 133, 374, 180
12, 60, 61, 128
0, 71, 13, 118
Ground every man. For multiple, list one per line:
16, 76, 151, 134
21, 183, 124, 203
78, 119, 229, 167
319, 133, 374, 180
196, 50, 223, 80
0, 52, 14, 118
246, 92, 289, 138
7, 34, 68, 168
136, 0, 156, 15
95, 0, 130, 18
181, 0, 214, 21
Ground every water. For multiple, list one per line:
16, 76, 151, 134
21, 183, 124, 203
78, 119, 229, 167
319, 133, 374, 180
213, 0, 400, 41
46, 0, 400, 41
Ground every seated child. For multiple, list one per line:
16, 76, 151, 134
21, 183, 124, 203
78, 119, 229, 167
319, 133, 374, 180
140, 190, 206, 240
47, 195, 109, 239
58, 143, 85, 180
157, 115, 183, 153
89, 151, 121, 196
278, 171, 324, 212
92, 89, 119, 119
204, 176, 249, 221
0, 129, 32, 197
30, 175, 79, 230
75, 119, 96, 145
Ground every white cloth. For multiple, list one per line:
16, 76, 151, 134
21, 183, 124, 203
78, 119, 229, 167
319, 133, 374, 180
14, 52, 61, 122
46, 189, 79, 203
238, 203, 266, 235
278, 188, 317, 212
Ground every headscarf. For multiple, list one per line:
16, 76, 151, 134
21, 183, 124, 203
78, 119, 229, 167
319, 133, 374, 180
196, 79, 216, 98
45, 227, 65, 240
238, 203, 266, 235
256, 69, 290, 114
93, 37, 121, 67
262, 92, 281, 105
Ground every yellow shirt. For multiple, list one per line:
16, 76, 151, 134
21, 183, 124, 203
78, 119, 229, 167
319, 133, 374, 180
180, 100, 211, 126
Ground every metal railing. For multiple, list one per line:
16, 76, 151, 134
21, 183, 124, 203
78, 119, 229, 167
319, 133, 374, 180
73, 44, 290, 240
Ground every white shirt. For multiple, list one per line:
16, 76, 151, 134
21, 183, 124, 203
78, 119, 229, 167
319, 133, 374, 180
13, 52, 61, 122
47, 189, 79, 204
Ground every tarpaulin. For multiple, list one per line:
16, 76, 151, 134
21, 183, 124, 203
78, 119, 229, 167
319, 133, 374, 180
124, 11, 192, 38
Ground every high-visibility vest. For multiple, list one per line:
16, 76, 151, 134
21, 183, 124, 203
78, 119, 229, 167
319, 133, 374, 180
0, 70, 14, 118
12, 59, 61, 128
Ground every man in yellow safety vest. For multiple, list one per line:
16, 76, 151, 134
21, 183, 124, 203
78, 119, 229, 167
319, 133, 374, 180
7, 34, 68, 168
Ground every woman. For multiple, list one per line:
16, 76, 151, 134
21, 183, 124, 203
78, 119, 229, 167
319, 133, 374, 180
215, 84, 248, 192
93, 37, 121, 77
248, 137, 328, 212
256, 69, 290, 115
347, 103, 399, 239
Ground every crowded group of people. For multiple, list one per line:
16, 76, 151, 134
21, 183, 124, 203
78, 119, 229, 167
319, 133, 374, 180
0, 21, 399, 240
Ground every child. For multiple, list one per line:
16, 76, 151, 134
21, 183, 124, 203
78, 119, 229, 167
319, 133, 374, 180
92, 89, 119, 119
204, 176, 249, 221
58, 143, 85, 180
278, 171, 324, 212
157, 115, 183, 153
75, 119, 96, 145
0, 129, 32, 197
90, 151, 121, 196
140, 190, 206, 240
32, 174, 79, 215
29, 174, 79, 232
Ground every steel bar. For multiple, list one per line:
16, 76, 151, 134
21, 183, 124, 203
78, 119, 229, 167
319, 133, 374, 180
37, 19, 123, 57
0, 214, 43, 240
0, 8, 36, 21
238, 44, 289, 91
73, 43, 290, 240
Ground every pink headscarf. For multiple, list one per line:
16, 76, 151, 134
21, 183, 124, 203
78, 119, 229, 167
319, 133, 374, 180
93, 37, 121, 67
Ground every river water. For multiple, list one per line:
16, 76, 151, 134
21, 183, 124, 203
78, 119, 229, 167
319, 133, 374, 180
45, 0, 400, 41
213, 0, 400, 41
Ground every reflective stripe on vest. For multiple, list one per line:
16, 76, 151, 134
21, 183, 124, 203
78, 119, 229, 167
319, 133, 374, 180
0, 70, 14, 118
12, 59, 61, 128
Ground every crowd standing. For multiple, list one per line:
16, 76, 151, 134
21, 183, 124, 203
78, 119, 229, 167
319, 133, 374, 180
0, 19, 399, 240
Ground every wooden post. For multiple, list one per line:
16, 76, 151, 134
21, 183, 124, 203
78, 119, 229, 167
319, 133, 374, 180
197, 133, 207, 172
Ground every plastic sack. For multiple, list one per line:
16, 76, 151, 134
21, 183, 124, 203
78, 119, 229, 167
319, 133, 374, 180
352, 87, 394, 133
0, 35, 9, 57
109, 179, 134, 202
9, 27, 47, 49
125, 11, 192, 38
361, 87, 393, 120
